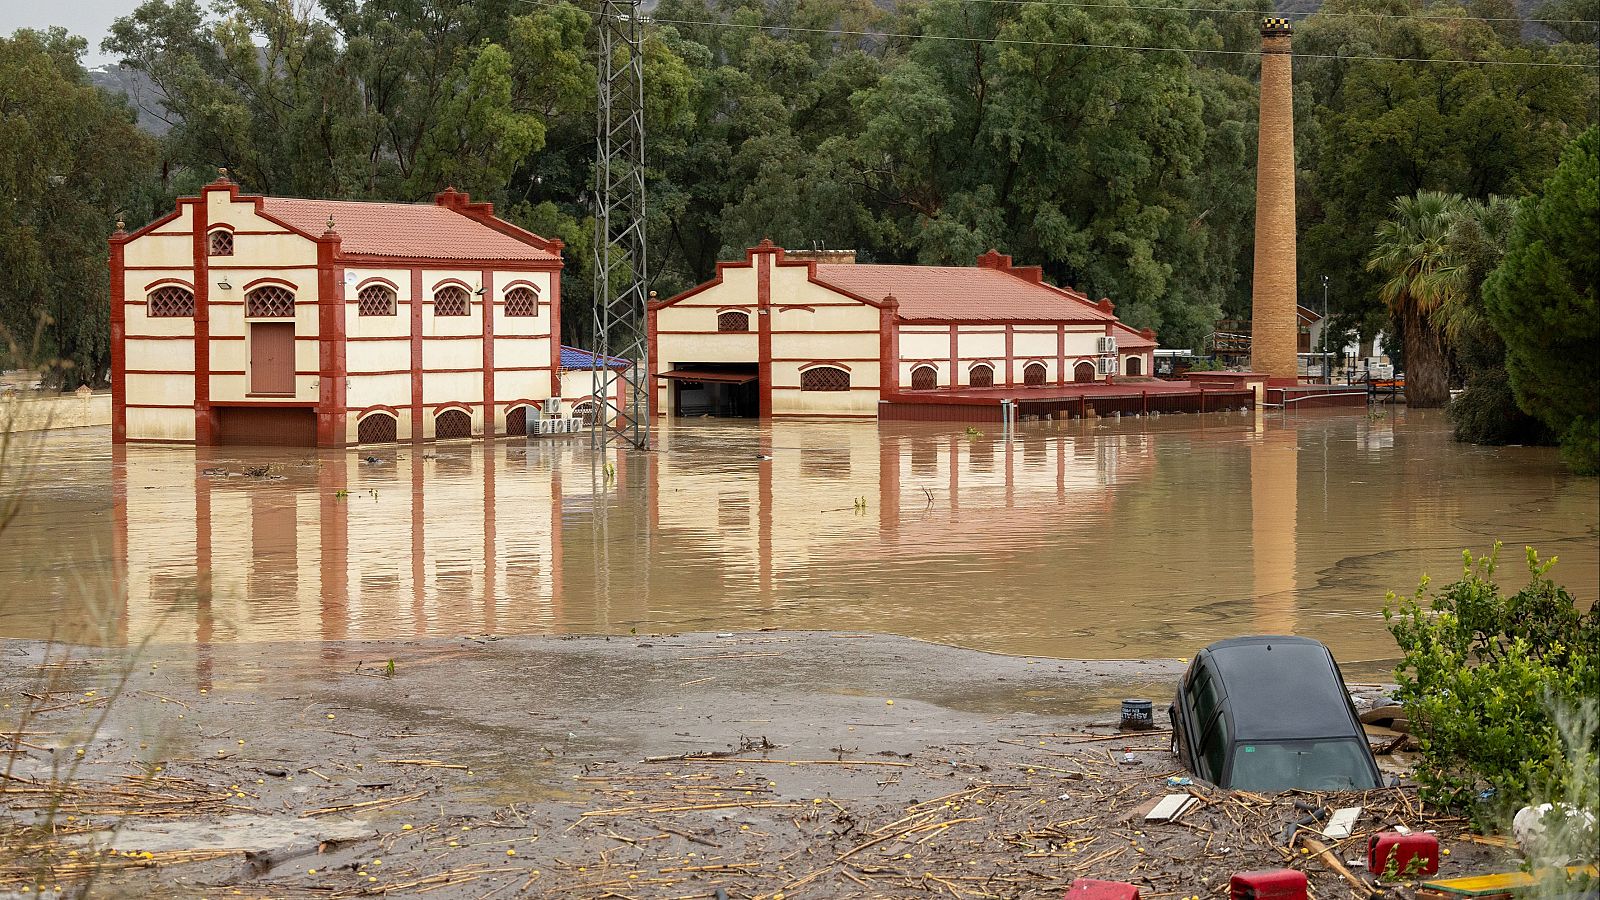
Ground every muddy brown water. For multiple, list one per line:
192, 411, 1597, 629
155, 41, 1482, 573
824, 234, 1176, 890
1, 409, 1594, 666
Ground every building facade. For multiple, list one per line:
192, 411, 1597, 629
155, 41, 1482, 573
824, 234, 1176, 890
110, 175, 564, 446
650, 243, 1156, 418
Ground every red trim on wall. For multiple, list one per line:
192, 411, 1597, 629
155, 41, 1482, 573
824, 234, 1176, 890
141, 277, 196, 292
549, 263, 562, 398
757, 251, 773, 418
1057, 324, 1067, 385
410, 267, 423, 441
316, 232, 347, 447
797, 361, 854, 372
192, 198, 213, 444
243, 275, 302, 292
948, 325, 958, 384
354, 275, 399, 292
647, 305, 659, 417
881, 297, 900, 395
500, 278, 541, 296
110, 230, 128, 442
355, 404, 402, 420
1004, 325, 1015, 386
481, 268, 495, 432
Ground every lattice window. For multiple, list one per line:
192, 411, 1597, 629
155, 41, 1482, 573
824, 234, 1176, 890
146, 285, 195, 318
434, 286, 469, 316
246, 285, 295, 318
1024, 362, 1047, 386
969, 364, 994, 388
357, 284, 396, 317
435, 409, 472, 439
504, 287, 538, 317
572, 402, 597, 426
208, 229, 233, 256
358, 413, 397, 444
910, 366, 937, 391
1074, 361, 1096, 382
717, 311, 750, 333
505, 406, 528, 436
800, 366, 849, 392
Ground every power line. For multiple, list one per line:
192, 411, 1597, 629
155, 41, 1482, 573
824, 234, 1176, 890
519, 0, 1600, 69
940, 0, 1598, 28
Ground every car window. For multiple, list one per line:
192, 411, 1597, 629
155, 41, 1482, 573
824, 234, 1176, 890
1191, 666, 1223, 726
1228, 739, 1379, 792
1201, 711, 1228, 779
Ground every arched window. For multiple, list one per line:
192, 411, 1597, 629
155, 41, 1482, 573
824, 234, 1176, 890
434, 408, 472, 439
505, 405, 529, 436
505, 287, 538, 317
146, 285, 195, 318
1074, 361, 1097, 382
208, 229, 233, 257
717, 310, 750, 332
357, 413, 398, 444
969, 363, 994, 388
1024, 362, 1047, 386
434, 285, 469, 316
910, 365, 937, 391
357, 284, 396, 317
246, 285, 295, 318
572, 401, 598, 426
800, 366, 850, 392
1125, 355, 1143, 376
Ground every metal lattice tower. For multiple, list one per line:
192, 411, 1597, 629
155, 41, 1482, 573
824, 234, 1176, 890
592, 0, 650, 452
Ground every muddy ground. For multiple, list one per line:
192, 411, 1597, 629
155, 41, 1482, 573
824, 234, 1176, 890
2, 632, 1512, 898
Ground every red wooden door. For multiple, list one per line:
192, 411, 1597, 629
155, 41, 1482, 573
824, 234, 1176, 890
250, 322, 296, 394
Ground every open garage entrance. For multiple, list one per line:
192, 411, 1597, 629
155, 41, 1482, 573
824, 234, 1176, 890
660, 364, 759, 418
215, 406, 317, 446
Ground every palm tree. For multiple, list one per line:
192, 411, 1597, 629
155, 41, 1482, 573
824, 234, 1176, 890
1366, 191, 1461, 407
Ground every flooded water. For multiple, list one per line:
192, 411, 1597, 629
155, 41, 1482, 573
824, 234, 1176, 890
1, 410, 1594, 664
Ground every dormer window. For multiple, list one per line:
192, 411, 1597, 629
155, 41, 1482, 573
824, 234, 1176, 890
208, 229, 233, 256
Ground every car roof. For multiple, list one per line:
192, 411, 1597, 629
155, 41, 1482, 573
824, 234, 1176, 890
1202, 636, 1357, 741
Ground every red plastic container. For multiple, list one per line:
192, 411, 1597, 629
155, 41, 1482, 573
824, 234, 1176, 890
1229, 868, 1309, 900
1066, 879, 1141, 900
1368, 831, 1440, 879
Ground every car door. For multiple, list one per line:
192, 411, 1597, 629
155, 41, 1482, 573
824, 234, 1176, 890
1188, 660, 1227, 782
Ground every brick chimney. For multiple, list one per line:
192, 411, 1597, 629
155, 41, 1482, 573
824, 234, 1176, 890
1250, 17, 1299, 381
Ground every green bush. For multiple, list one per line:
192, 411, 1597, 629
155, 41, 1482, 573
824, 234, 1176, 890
1385, 546, 1599, 829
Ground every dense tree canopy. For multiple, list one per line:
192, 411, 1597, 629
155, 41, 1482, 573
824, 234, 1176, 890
0, 29, 157, 383
1483, 127, 1599, 473
3, 0, 1595, 400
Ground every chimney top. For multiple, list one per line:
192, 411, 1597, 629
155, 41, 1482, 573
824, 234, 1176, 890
1260, 16, 1292, 36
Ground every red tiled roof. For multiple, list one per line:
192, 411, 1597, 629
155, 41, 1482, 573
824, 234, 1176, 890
1114, 323, 1158, 349
812, 264, 1114, 323
260, 197, 559, 262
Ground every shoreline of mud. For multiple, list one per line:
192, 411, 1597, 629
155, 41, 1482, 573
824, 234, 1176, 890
1, 631, 1503, 898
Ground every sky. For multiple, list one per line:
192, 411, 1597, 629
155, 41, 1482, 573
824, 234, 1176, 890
1, 0, 142, 67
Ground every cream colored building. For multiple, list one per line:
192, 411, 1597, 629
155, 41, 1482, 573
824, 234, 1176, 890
650, 243, 1157, 418
111, 175, 565, 446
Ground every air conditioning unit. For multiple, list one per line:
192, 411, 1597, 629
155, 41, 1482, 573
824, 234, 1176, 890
1097, 357, 1118, 376
1097, 336, 1118, 354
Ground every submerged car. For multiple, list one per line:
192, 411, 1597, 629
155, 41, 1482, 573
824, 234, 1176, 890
1169, 636, 1382, 791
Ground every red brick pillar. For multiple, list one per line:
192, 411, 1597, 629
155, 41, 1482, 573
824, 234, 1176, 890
1250, 17, 1299, 382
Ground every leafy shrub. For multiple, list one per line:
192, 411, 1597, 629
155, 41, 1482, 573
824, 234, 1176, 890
1385, 545, 1599, 828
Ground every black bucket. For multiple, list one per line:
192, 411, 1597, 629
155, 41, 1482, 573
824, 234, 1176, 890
1120, 698, 1155, 730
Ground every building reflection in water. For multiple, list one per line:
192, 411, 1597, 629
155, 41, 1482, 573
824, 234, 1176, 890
80, 412, 1430, 662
